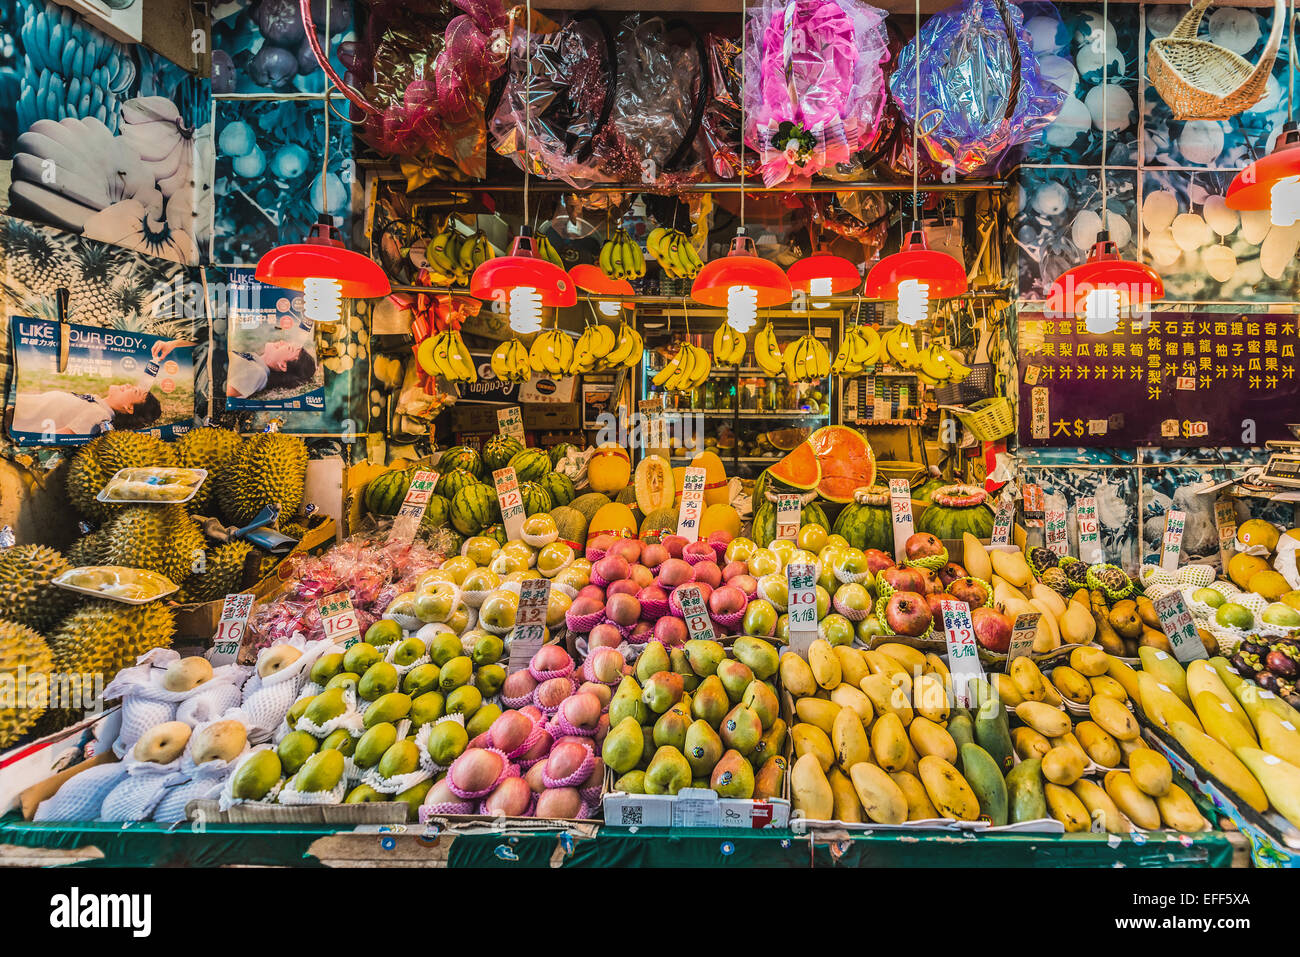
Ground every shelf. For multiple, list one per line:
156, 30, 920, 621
687, 410, 828, 417
396, 178, 1008, 197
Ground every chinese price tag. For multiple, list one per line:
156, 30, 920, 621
496, 406, 524, 442
776, 494, 801, 542
493, 466, 526, 541
507, 577, 551, 673
1005, 612, 1041, 669
1214, 496, 1238, 570
786, 562, 818, 655
1022, 483, 1045, 544
940, 599, 984, 708
676, 584, 715, 643
390, 469, 439, 542
1076, 497, 1101, 563
889, 478, 914, 562
990, 496, 1015, 548
1152, 591, 1208, 663
208, 592, 254, 666
1045, 508, 1068, 557
1160, 509, 1187, 572
319, 592, 361, 648
676, 467, 707, 542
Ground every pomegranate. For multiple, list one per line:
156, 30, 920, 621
883, 590, 932, 637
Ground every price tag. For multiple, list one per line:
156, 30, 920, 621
940, 599, 984, 708
1005, 612, 1041, 669
1076, 497, 1101, 563
990, 496, 1014, 548
1160, 509, 1186, 572
776, 494, 802, 542
390, 469, 440, 542
493, 466, 526, 541
676, 584, 715, 642
1214, 496, 1238, 570
507, 577, 551, 673
207, 592, 254, 666
319, 592, 361, 648
676, 467, 707, 542
1151, 591, 1208, 663
1022, 483, 1045, 545
496, 406, 524, 442
1045, 508, 1068, 557
889, 479, 914, 562
786, 562, 818, 655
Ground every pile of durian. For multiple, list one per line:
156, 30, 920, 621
0, 427, 310, 751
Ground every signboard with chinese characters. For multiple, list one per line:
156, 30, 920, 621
676, 584, 715, 643
208, 593, 254, 666
889, 479, 914, 562
390, 469, 439, 542
493, 466, 526, 541
775, 494, 801, 542
1076, 496, 1102, 563
1152, 591, 1208, 663
677, 467, 707, 542
1161, 509, 1186, 572
496, 406, 524, 442
1045, 508, 1068, 557
319, 592, 361, 648
507, 577, 551, 673
1017, 311, 1300, 446
786, 562, 818, 655
940, 600, 983, 708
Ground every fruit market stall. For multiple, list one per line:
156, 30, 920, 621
6, 0, 1300, 878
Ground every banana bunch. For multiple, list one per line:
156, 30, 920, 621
754, 322, 784, 376
712, 324, 747, 366
416, 329, 477, 383
831, 325, 882, 375
881, 325, 922, 369
782, 335, 831, 382
651, 342, 711, 393
915, 344, 973, 386
598, 228, 645, 280
570, 321, 642, 374
647, 227, 703, 279
528, 330, 575, 377
490, 338, 531, 383
535, 233, 564, 268
426, 227, 479, 286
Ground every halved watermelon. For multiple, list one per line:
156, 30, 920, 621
767, 440, 821, 491
767, 427, 810, 452
806, 425, 875, 503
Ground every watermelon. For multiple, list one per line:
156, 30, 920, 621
806, 425, 875, 503
831, 486, 893, 552
450, 483, 501, 535
435, 468, 479, 502
916, 484, 994, 540
479, 524, 508, 546
509, 448, 551, 483
752, 500, 830, 548
419, 493, 451, 531
519, 481, 554, 516
767, 442, 820, 491
540, 471, 575, 507
548, 443, 576, 467
365, 469, 411, 515
483, 435, 524, 472
439, 445, 483, 480
912, 475, 946, 503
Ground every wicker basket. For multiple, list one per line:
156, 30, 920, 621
941, 397, 1015, 441
1147, 0, 1284, 120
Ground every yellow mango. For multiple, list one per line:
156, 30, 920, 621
791, 753, 834, 820
918, 755, 980, 821
1045, 782, 1090, 831
1104, 771, 1161, 829
849, 762, 908, 825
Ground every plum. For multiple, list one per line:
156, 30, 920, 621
310, 0, 352, 34
212, 49, 236, 94
248, 44, 299, 91
297, 35, 321, 75
256, 0, 306, 45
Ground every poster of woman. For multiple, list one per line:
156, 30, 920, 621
223, 270, 325, 412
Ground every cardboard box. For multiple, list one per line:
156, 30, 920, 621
451, 404, 501, 434
523, 405, 580, 431
0, 708, 121, 817
187, 798, 409, 825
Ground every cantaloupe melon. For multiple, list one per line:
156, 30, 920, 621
634, 455, 674, 514
588, 502, 638, 543
569, 492, 612, 523
640, 507, 679, 543
689, 450, 729, 506
700, 502, 741, 539
549, 506, 588, 549
588, 444, 632, 494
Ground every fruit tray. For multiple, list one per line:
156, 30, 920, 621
96, 467, 208, 504
52, 566, 178, 604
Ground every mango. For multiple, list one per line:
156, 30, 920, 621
1169, 721, 1268, 812
1050, 666, 1092, 705
832, 707, 871, 769
344, 784, 383, 804
1138, 673, 1201, 733
1157, 783, 1207, 832
947, 713, 975, 751
991, 673, 1024, 709
829, 683, 873, 727
1009, 656, 1050, 702
890, 769, 940, 820
849, 762, 907, 824
358, 661, 399, 701
1005, 757, 1046, 823
918, 755, 980, 821
1187, 660, 1251, 734
792, 722, 835, 773
908, 715, 957, 764
1089, 692, 1139, 741
871, 712, 910, 772
794, 697, 840, 736
1106, 654, 1142, 701
1075, 721, 1121, 767
1089, 674, 1129, 702
973, 697, 1014, 773
1233, 748, 1299, 828
791, 753, 834, 820
807, 639, 841, 689
1073, 778, 1129, 834
876, 642, 927, 674
1138, 647, 1190, 704
1255, 709, 1300, 766
1015, 701, 1070, 738
832, 646, 871, 688
1104, 770, 1160, 829
1041, 745, 1086, 786
355, 722, 398, 769
912, 672, 951, 723
958, 742, 1007, 825
779, 652, 817, 697
1012, 726, 1052, 761
859, 673, 913, 725
1045, 781, 1090, 832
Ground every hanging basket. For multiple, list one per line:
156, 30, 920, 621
940, 397, 1015, 442
1147, 0, 1284, 120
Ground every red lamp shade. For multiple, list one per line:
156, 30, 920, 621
470, 232, 576, 307
569, 263, 635, 303
691, 234, 791, 307
255, 217, 390, 298
863, 228, 967, 299
786, 251, 861, 295
1226, 123, 1300, 211
1045, 237, 1164, 319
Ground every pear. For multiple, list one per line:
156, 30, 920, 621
1107, 600, 1142, 640
427, 632, 463, 666
639, 726, 656, 768
614, 770, 646, 793
378, 739, 421, 778
309, 653, 345, 685
410, 691, 446, 726
644, 745, 692, 795
653, 706, 691, 751
467, 703, 502, 738
721, 704, 763, 756
636, 641, 671, 683
320, 728, 355, 757
355, 722, 398, 769
641, 671, 685, 713
394, 779, 433, 818
754, 755, 787, 800
438, 656, 473, 692
470, 633, 504, 666
342, 642, 382, 675
733, 636, 779, 679
446, 685, 483, 718
684, 638, 725, 677
716, 658, 756, 703
392, 637, 427, 667
191, 720, 247, 764
690, 674, 730, 728
751, 718, 788, 766
358, 661, 400, 701
610, 675, 647, 726
669, 647, 699, 692
710, 749, 755, 798
475, 664, 507, 698
684, 719, 723, 776
276, 730, 318, 774
292, 749, 345, 793
162, 656, 213, 692
303, 687, 347, 726
133, 721, 192, 764
256, 645, 302, 679
364, 692, 413, 728
325, 672, 360, 692
230, 750, 281, 800
601, 716, 645, 774
286, 695, 314, 729
742, 679, 780, 729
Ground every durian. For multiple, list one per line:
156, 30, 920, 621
175, 427, 242, 513
48, 600, 175, 696
65, 432, 178, 521
0, 618, 55, 748
99, 505, 205, 583
65, 530, 111, 568
0, 544, 71, 631
215, 432, 308, 526
183, 540, 255, 603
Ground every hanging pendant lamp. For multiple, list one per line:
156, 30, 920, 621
570, 264, 634, 317
470, 228, 575, 334
691, 232, 791, 333
256, 217, 390, 324
787, 248, 860, 308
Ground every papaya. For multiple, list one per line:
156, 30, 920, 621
1006, 756, 1047, 823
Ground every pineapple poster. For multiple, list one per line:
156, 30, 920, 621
5, 316, 194, 444
222, 269, 324, 413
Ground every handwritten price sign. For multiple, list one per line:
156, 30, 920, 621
1214, 497, 1238, 570
676, 467, 707, 542
494, 466, 526, 541
990, 496, 1015, 548
1076, 497, 1101, 563
319, 592, 361, 648
1045, 508, 1068, 557
889, 478, 914, 562
676, 584, 715, 642
496, 406, 524, 442
208, 592, 254, 666
508, 577, 551, 673
1160, 509, 1187, 572
940, 599, 984, 708
391, 469, 439, 542
786, 562, 818, 655
1005, 612, 1041, 668
776, 494, 801, 542
1152, 590, 1208, 663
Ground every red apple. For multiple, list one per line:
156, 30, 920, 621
972, 606, 1013, 654
884, 591, 932, 638
606, 579, 639, 598
609, 538, 642, 564
587, 622, 623, 650
722, 561, 749, 581
654, 616, 688, 646
904, 532, 945, 561
729, 573, 758, 598
863, 549, 896, 575
593, 555, 630, 584
657, 558, 693, 588
628, 563, 654, 588
629, 621, 654, 641
641, 543, 669, 569
637, 583, 668, 608
708, 584, 747, 617
948, 577, 990, 608
606, 592, 641, 627
661, 534, 687, 558
588, 533, 616, 556
578, 585, 606, 603
937, 561, 967, 588
683, 540, 716, 563
879, 566, 927, 594
692, 561, 723, 588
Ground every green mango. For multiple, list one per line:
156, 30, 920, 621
684, 719, 723, 777
320, 728, 355, 757
358, 661, 400, 701
958, 742, 1008, 826
971, 692, 1014, 774
947, 712, 976, 751
601, 716, 645, 774
409, 691, 446, 727
303, 687, 347, 726
293, 749, 345, 793
644, 745, 692, 795
636, 641, 671, 684
438, 656, 473, 692
1006, 756, 1048, 824
710, 749, 755, 798
425, 720, 469, 765
354, 722, 398, 769
402, 662, 441, 697
230, 750, 282, 800
364, 692, 412, 729
309, 653, 345, 686
378, 739, 421, 778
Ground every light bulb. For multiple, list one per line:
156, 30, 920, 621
597, 299, 621, 318
1082, 288, 1121, 334
509, 285, 543, 334
302, 276, 342, 324
726, 285, 758, 333
809, 276, 833, 308
896, 278, 930, 326
1271, 176, 1300, 227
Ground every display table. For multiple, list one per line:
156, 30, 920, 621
0, 816, 1242, 868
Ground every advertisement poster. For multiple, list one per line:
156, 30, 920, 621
223, 270, 324, 412
6, 316, 194, 444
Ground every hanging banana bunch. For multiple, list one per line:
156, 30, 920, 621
831, 325, 882, 375
781, 335, 831, 382
599, 229, 646, 280
881, 325, 922, 369
651, 341, 711, 394
712, 323, 746, 366
426, 223, 475, 286
528, 330, 575, 377
535, 233, 564, 268
568, 321, 642, 374
490, 338, 531, 383
647, 227, 703, 279
417, 329, 477, 383
915, 343, 973, 386
754, 321, 784, 376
